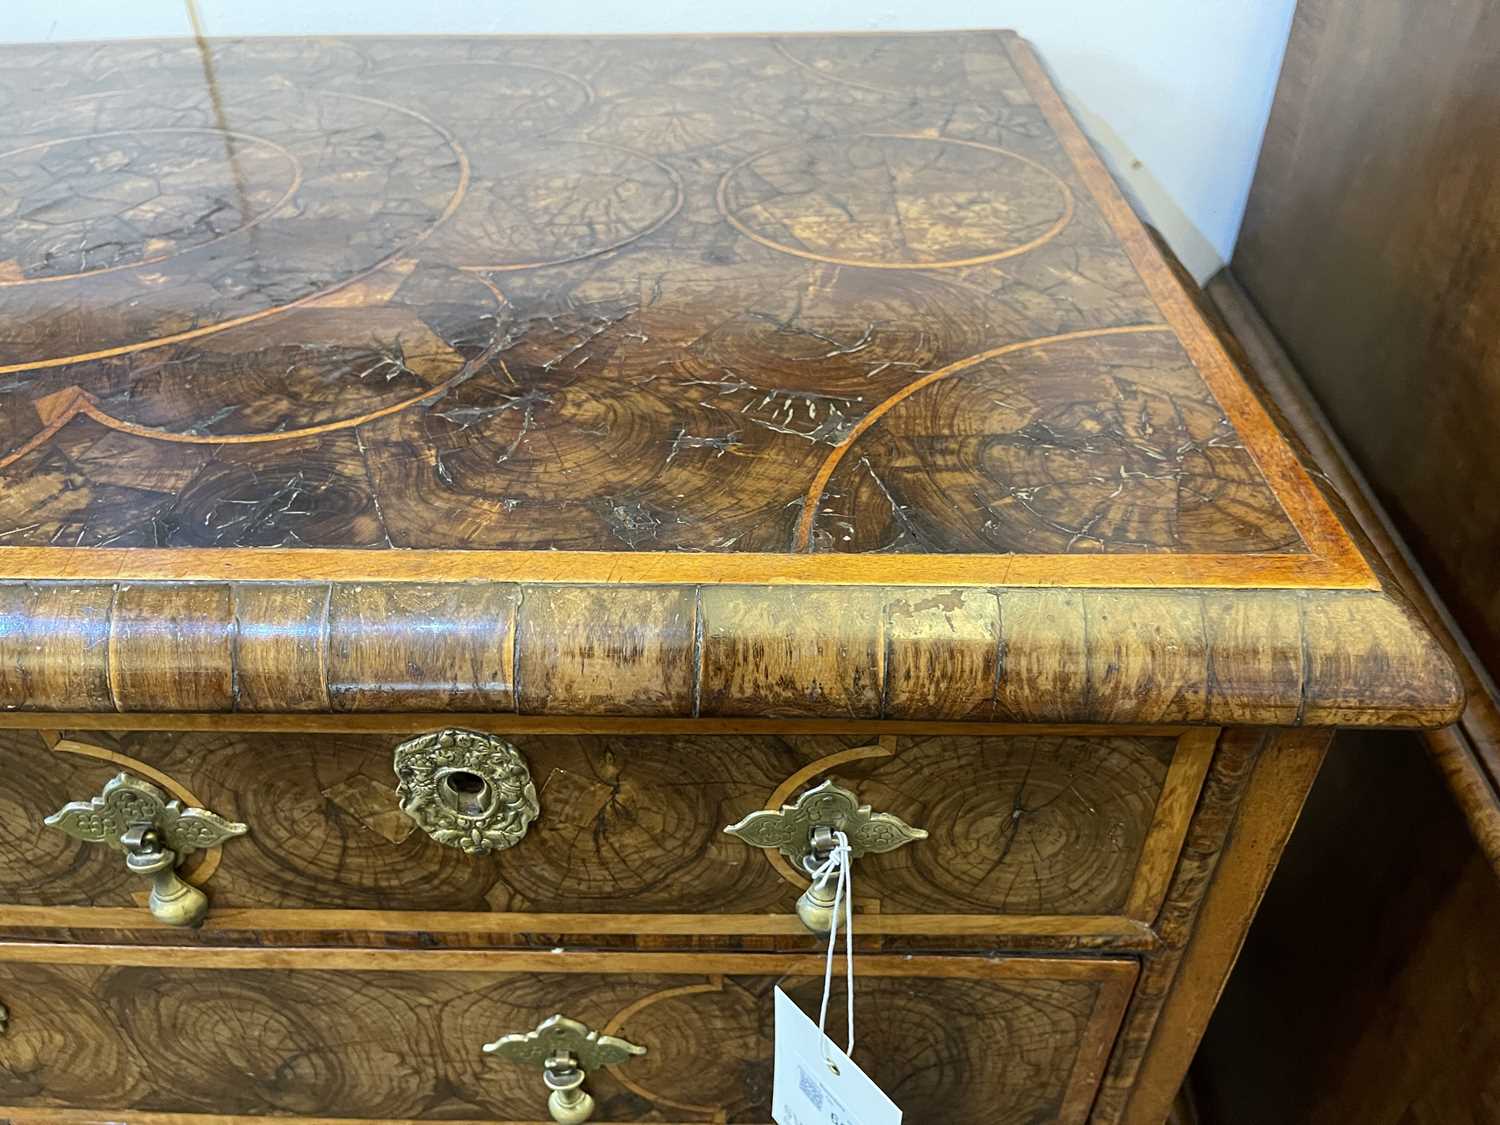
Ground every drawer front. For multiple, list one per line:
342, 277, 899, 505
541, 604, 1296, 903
0, 727, 1211, 941
0, 947, 1135, 1124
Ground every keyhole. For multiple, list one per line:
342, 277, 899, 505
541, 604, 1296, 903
439, 769, 494, 818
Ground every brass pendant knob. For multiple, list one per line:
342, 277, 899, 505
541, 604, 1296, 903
45, 772, 247, 928
483, 1013, 646, 1125
724, 779, 928, 935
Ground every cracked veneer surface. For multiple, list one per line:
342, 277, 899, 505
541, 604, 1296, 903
0, 33, 1316, 559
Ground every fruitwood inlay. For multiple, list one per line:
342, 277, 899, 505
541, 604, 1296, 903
0, 952, 1135, 1125
0, 727, 1204, 938
0, 32, 1369, 594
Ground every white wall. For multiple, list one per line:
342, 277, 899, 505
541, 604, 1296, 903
4, 0, 1297, 280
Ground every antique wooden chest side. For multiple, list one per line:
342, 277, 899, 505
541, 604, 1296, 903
0, 29, 1460, 1125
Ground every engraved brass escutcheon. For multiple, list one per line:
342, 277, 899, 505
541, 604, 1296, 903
44, 772, 248, 927
483, 1013, 646, 1125
393, 728, 539, 854
724, 779, 927, 934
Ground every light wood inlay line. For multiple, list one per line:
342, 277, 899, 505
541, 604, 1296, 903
0, 943, 1141, 979
1001, 36, 1374, 591
0, 548, 1378, 587
0, 905, 1160, 945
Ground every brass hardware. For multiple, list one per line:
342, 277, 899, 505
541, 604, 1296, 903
393, 728, 539, 854
724, 779, 927, 934
44, 772, 247, 928
483, 1013, 646, 1124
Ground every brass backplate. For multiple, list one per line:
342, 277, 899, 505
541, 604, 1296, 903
393, 728, 539, 854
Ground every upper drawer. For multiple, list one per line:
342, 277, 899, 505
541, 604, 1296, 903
0, 725, 1213, 945
0, 945, 1135, 1125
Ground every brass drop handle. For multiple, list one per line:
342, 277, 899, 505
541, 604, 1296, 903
44, 772, 248, 928
483, 1013, 646, 1124
724, 779, 927, 934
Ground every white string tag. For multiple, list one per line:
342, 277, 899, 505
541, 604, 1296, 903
772, 832, 902, 1125
812, 830, 856, 1068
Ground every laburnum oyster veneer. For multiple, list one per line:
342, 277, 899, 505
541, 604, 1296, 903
0, 29, 1459, 1125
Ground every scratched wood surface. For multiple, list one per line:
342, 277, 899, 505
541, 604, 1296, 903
0, 952, 1134, 1124
0, 580, 1463, 724
0, 727, 1199, 931
0, 32, 1371, 592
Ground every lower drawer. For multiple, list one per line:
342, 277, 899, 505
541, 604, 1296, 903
0, 945, 1134, 1124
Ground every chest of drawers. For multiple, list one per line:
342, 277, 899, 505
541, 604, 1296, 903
0, 29, 1460, 1125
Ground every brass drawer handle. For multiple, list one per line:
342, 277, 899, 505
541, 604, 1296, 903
484, 1013, 646, 1124
393, 728, 539, 854
44, 772, 247, 927
725, 780, 927, 934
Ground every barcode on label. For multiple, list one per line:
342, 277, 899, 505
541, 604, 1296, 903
798, 1065, 825, 1110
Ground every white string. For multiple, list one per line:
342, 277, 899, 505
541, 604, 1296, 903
810, 830, 855, 1069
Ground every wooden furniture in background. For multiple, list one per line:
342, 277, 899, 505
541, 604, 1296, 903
0, 30, 1461, 1124
1235, 0, 1500, 680
1187, 0, 1500, 1118
1193, 274, 1500, 1125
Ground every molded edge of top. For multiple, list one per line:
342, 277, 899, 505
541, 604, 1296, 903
0, 581, 1462, 728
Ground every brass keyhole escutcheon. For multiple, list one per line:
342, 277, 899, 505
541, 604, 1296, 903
438, 768, 495, 818
394, 729, 539, 854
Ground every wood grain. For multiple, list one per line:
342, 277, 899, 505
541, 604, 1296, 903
0, 545, 1375, 588
881, 587, 1000, 720
515, 586, 694, 716
0, 32, 1366, 590
0, 727, 1200, 935
325, 584, 519, 711
697, 586, 887, 718
0, 713, 1195, 737
1091, 728, 1272, 1124
1081, 591, 1208, 724
1300, 592, 1466, 727
1190, 728, 1498, 1125
1200, 591, 1303, 726
0, 906, 1157, 949
0, 580, 1460, 725
0, 583, 115, 713
1234, 0, 1500, 674
0, 949, 1135, 1125
107, 584, 233, 712
1209, 273, 1500, 876
1000, 36, 1373, 587
230, 584, 330, 712
1111, 729, 1330, 1125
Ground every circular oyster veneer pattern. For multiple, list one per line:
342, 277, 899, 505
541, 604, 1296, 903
718, 132, 1075, 269
353, 61, 594, 143
438, 141, 683, 271
0, 128, 301, 284
0, 87, 468, 373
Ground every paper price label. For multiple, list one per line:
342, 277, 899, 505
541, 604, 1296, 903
772, 988, 901, 1125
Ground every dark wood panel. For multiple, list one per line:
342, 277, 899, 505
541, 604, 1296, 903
1235, 0, 1500, 671
0, 33, 1329, 568
1195, 732, 1500, 1125
0, 954, 1134, 1124
0, 728, 1191, 927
